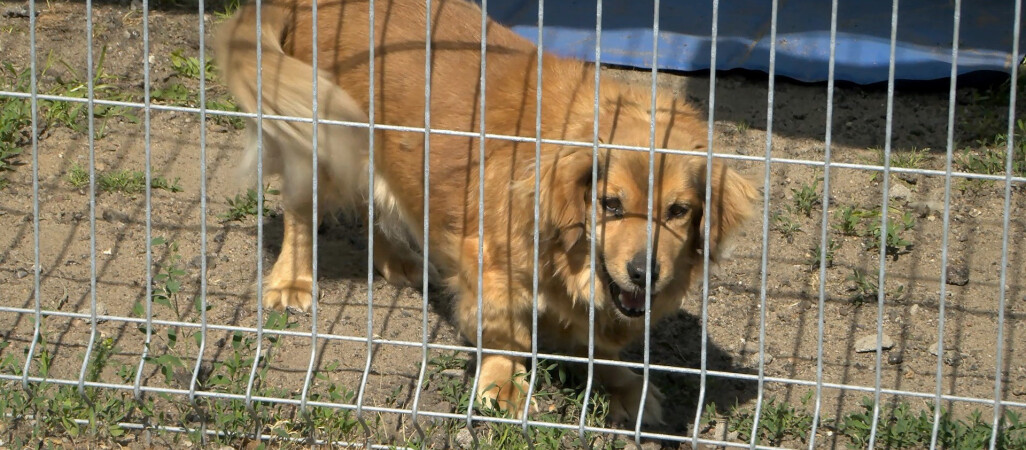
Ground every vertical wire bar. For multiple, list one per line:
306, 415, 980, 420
867, 0, 901, 446
690, 0, 720, 441
989, 0, 1021, 446
189, 0, 211, 403
409, 0, 432, 441
77, 0, 100, 397
245, 0, 267, 410
465, 1, 488, 440
301, 0, 324, 419
21, 0, 41, 390
930, 1, 962, 447
808, 0, 840, 446
355, 0, 375, 439
634, 0, 660, 442
748, 0, 780, 444
519, 0, 545, 440
134, 0, 154, 400
577, 0, 603, 440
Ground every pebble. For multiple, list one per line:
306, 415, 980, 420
454, 428, 474, 449
888, 353, 904, 365
945, 263, 969, 286
189, 255, 217, 270
897, 172, 919, 185
15, 268, 29, 279
929, 342, 964, 366
888, 183, 913, 201
855, 333, 895, 353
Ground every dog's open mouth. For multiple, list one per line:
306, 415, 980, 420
608, 281, 648, 318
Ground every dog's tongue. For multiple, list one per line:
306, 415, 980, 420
619, 290, 647, 311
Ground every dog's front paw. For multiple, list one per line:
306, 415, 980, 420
604, 373, 665, 428
476, 356, 538, 417
263, 277, 314, 312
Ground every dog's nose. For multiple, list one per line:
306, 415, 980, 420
626, 252, 660, 287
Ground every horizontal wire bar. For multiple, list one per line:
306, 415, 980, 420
1, 89, 1023, 183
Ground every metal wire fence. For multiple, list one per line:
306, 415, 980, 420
1, 0, 1025, 448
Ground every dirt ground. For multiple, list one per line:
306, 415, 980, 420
1, 1, 1025, 448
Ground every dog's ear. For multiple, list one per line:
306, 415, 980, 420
538, 148, 596, 252
696, 161, 758, 262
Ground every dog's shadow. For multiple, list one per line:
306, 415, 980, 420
620, 311, 758, 436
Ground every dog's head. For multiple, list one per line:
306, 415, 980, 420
540, 90, 757, 320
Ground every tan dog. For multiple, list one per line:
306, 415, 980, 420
214, 0, 756, 426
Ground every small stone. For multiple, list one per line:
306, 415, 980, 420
15, 268, 29, 279
897, 172, 919, 185
190, 255, 217, 270
888, 353, 904, 365
946, 264, 969, 286
440, 369, 464, 378
101, 209, 131, 223
454, 428, 474, 449
888, 183, 913, 201
855, 334, 895, 353
910, 304, 922, 317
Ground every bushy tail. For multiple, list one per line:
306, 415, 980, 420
212, 2, 370, 210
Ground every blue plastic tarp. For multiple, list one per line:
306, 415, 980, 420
478, 0, 1026, 84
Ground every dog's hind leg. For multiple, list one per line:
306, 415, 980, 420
264, 205, 317, 312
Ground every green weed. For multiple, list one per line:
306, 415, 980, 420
221, 185, 279, 221
67, 165, 182, 194
789, 179, 821, 218
839, 397, 1026, 449
729, 393, 815, 446
773, 212, 802, 243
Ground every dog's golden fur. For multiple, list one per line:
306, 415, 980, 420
214, 0, 756, 425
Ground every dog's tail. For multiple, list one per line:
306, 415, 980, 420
212, 2, 370, 210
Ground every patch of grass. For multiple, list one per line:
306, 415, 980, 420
213, 0, 243, 21
736, 119, 750, 134
728, 393, 815, 446
421, 353, 624, 448
43, 46, 139, 139
890, 147, 931, 169
832, 205, 916, 257
66, 165, 182, 194
789, 179, 821, 218
957, 119, 1026, 178
0, 62, 32, 189
865, 210, 916, 256
847, 268, 904, 305
838, 397, 1026, 449
221, 185, 279, 221
151, 82, 245, 130
772, 212, 802, 243
67, 163, 89, 188
170, 48, 217, 82
809, 238, 839, 269
834, 205, 873, 236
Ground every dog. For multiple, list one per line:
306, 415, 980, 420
213, 0, 756, 426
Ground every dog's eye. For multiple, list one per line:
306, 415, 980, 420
601, 197, 623, 217
667, 203, 690, 220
